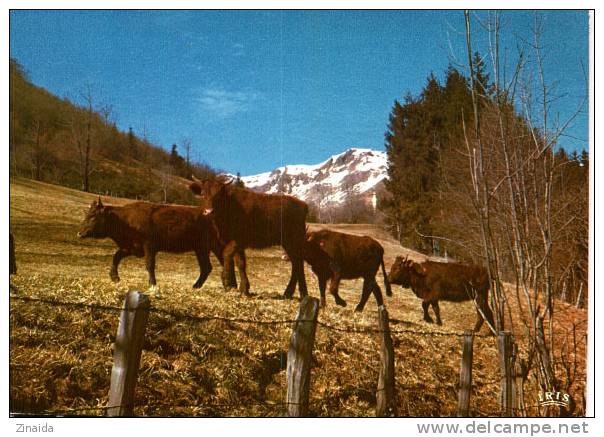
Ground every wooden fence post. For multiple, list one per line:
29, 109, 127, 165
376, 305, 396, 417
456, 330, 474, 417
107, 290, 150, 417
286, 296, 320, 417
497, 331, 515, 416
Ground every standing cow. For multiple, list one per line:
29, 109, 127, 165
388, 256, 494, 332
77, 197, 237, 289
305, 229, 392, 312
188, 177, 308, 299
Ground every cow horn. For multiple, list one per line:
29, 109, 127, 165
191, 174, 201, 182
97, 196, 103, 207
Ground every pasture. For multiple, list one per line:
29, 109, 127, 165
9, 178, 587, 416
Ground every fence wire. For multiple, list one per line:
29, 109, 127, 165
10, 389, 383, 417
10, 293, 507, 417
10, 294, 494, 339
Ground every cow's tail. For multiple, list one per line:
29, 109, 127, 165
381, 256, 392, 297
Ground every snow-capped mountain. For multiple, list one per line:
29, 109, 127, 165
229, 148, 388, 207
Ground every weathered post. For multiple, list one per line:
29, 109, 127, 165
107, 290, 150, 417
286, 296, 320, 417
456, 330, 474, 417
376, 305, 396, 417
497, 331, 514, 416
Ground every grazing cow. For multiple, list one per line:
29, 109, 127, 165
304, 229, 392, 312
77, 197, 237, 289
9, 233, 16, 275
188, 177, 309, 298
388, 256, 494, 332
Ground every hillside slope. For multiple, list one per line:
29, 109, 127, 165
9, 178, 587, 417
10, 59, 216, 204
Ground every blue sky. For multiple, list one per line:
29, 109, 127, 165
10, 10, 589, 175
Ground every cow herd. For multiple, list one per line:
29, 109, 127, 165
77, 177, 495, 333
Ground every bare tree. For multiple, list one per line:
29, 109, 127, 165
159, 164, 173, 203
70, 84, 97, 192
182, 138, 192, 170
28, 118, 47, 181
463, 10, 588, 415
464, 11, 504, 334
314, 183, 330, 223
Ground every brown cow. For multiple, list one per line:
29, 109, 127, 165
305, 229, 392, 312
188, 177, 308, 298
77, 197, 237, 289
388, 256, 494, 332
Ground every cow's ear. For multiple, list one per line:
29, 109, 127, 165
189, 182, 202, 196
413, 263, 426, 276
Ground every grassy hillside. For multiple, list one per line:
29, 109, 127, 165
9, 178, 587, 416
10, 59, 217, 204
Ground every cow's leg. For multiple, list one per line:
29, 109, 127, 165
234, 249, 251, 297
284, 228, 308, 298
284, 255, 308, 299
431, 300, 442, 325
474, 293, 494, 333
355, 278, 374, 312
144, 246, 157, 286
473, 308, 484, 332
221, 241, 238, 291
193, 249, 212, 289
213, 245, 237, 289
318, 274, 327, 308
422, 300, 434, 323
295, 255, 308, 298
369, 277, 385, 308
328, 271, 348, 308
110, 249, 129, 282
283, 254, 300, 299
226, 258, 237, 289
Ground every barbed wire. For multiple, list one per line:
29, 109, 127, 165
10, 400, 555, 417
10, 294, 495, 339
10, 295, 580, 418
9, 394, 378, 417
10, 295, 304, 326
10, 295, 124, 313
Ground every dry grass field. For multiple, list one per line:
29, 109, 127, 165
9, 178, 587, 417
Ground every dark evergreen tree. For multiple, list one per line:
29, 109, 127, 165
382, 74, 446, 252
234, 172, 245, 188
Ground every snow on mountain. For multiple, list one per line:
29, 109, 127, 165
227, 148, 388, 207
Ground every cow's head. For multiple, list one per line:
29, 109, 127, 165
306, 229, 329, 247
188, 176, 231, 215
302, 230, 331, 272
304, 229, 327, 260
388, 255, 425, 287
77, 197, 108, 238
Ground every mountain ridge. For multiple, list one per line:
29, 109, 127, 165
227, 148, 388, 206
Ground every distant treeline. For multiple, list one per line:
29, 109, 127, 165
9, 58, 217, 204
379, 57, 588, 305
